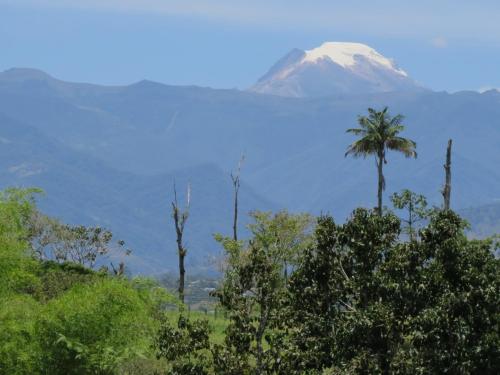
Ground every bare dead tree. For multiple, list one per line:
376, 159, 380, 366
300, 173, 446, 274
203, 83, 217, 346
171, 182, 190, 304
442, 139, 452, 210
230, 154, 245, 241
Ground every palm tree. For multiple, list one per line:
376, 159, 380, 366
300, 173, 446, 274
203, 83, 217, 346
345, 107, 417, 215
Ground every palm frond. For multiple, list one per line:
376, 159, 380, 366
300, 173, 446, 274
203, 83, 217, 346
346, 128, 367, 136
389, 114, 404, 127
357, 115, 373, 130
345, 139, 378, 158
346, 107, 416, 161
386, 137, 417, 158
387, 124, 405, 137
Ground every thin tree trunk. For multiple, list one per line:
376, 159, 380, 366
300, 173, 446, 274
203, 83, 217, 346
442, 139, 452, 210
377, 153, 384, 215
255, 304, 269, 375
176, 222, 186, 303
172, 184, 190, 305
233, 186, 238, 241
174, 219, 187, 304
231, 155, 244, 241
178, 246, 185, 304
174, 218, 186, 304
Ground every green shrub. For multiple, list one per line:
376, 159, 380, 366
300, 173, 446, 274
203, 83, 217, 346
37, 278, 156, 374
0, 295, 41, 374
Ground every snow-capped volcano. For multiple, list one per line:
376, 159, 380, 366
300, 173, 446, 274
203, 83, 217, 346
303, 42, 407, 75
250, 42, 421, 97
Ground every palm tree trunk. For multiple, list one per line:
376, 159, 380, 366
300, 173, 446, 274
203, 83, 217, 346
408, 199, 414, 241
442, 139, 452, 210
377, 154, 384, 215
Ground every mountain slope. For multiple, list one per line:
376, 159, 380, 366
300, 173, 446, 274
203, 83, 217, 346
0, 68, 499, 273
250, 42, 422, 97
459, 202, 500, 238
0, 112, 275, 273
1, 69, 499, 214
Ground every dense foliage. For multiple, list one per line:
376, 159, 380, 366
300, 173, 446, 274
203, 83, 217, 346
208, 208, 499, 374
284, 209, 499, 374
0, 188, 498, 374
0, 189, 171, 374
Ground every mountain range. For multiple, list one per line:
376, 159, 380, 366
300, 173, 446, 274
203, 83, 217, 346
1, 42, 499, 273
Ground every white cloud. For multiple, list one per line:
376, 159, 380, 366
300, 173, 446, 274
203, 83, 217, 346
430, 36, 448, 48
477, 86, 500, 93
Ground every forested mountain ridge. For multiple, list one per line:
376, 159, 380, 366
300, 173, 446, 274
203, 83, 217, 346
460, 202, 500, 238
0, 111, 275, 273
0, 67, 499, 272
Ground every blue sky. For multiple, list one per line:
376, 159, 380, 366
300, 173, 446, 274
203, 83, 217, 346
1, 1, 500, 92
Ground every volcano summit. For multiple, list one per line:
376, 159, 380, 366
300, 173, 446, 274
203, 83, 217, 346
250, 42, 422, 97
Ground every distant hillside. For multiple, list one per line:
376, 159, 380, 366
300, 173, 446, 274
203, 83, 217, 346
0, 67, 499, 272
0, 112, 275, 273
460, 202, 500, 238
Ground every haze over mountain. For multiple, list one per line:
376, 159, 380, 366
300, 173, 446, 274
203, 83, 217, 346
0, 44, 499, 273
250, 42, 422, 97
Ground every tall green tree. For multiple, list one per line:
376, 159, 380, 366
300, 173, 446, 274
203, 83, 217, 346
213, 210, 313, 374
391, 189, 430, 241
345, 107, 417, 215
285, 208, 499, 374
